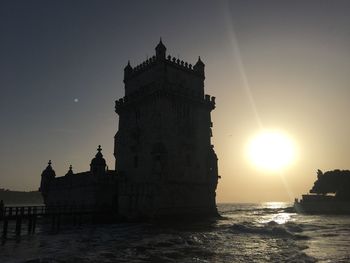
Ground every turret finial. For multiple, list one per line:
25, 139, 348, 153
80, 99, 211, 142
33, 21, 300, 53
124, 60, 133, 81
193, 56, 205, 77
65, 164, 74, 176
197, 56, 204, 65
125, 60, 132, 70
90, 145, 106, 174
42, 159, 56, 178
155, 38, 166, 59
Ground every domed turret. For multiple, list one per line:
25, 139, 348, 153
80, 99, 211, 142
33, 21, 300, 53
39, 160, 56, 195
41, 160, 56, 179
90, 145, 106, 175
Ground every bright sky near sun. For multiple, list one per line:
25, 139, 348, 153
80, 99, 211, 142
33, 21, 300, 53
1, 1, 350, 202
247, 130, 296, 173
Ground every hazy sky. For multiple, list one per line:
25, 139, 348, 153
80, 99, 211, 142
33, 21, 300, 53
1, 0, 350, 202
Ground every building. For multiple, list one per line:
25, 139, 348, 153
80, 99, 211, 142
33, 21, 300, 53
39, 146, 118, 208
40, 40, 219, 220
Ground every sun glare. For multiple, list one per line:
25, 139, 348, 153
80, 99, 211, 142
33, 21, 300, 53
247, 130, 296, 172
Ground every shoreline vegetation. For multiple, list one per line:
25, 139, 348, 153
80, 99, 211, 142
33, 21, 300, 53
0, 189, 43, 205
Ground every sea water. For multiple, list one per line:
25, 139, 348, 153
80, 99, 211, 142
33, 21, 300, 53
1, 203, 349, 262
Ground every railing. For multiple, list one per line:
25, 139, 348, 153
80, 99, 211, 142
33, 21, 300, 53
1, 205, 113, 218
2, 206, 44, 218
0, 204, 117, 239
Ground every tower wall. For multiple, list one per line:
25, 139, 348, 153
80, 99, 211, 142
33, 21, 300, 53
115, 42, 218, 219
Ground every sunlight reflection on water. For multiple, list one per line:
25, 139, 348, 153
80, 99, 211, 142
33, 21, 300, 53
258, 202, 292, 224
267, 213, 291, 224
263, 201, 287, 209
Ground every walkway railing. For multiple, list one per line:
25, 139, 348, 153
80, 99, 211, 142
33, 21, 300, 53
0, 204, 115, 239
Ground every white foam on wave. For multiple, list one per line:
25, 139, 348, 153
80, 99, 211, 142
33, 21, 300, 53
230, 220, 309, 240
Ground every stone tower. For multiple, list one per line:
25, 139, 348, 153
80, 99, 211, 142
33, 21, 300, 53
115, 40, 219, 219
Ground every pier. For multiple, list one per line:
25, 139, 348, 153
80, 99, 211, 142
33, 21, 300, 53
0, 203, 116, 239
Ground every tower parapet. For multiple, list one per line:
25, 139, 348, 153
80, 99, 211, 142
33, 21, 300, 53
123, 40, 205, 84
115, 92, 215, 114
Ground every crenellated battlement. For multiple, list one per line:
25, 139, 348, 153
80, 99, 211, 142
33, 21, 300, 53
131, 55, 157, 73
165, 54, 193, 70
115, 88, 215, 113
124, 40, 205, 81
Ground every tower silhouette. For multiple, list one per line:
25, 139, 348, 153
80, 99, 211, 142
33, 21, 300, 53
115, 40, 219, 219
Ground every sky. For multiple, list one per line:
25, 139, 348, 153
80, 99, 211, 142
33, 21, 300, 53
1, 0, 350, 203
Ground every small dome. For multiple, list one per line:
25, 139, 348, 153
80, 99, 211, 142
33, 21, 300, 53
90, 145, 106, 167
65, 165, 74, 176
41, 160, 56, 178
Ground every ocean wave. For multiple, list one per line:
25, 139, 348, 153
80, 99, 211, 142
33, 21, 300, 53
283, 206, 296, 213
320, 233, 339, 237
230, 221, 309, 240
220, 206, 296, 216
284, 221, 304, 233
284, 252, 317, 263
2, 203, 349, 263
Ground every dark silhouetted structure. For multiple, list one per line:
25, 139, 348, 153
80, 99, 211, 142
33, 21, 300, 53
40, 40, 219, 220
40, 149, 118, 208
294, 169, 350, 214
115, 40, 219, 219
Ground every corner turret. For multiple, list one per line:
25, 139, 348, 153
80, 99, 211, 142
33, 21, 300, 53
39, 160, 56, 197
124, 61, 133, 81
193, 56, 205, 78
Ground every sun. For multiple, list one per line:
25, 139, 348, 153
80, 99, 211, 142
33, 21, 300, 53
247, 130, 296, 172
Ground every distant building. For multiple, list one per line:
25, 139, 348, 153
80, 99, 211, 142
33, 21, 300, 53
40, 40, 219, 220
